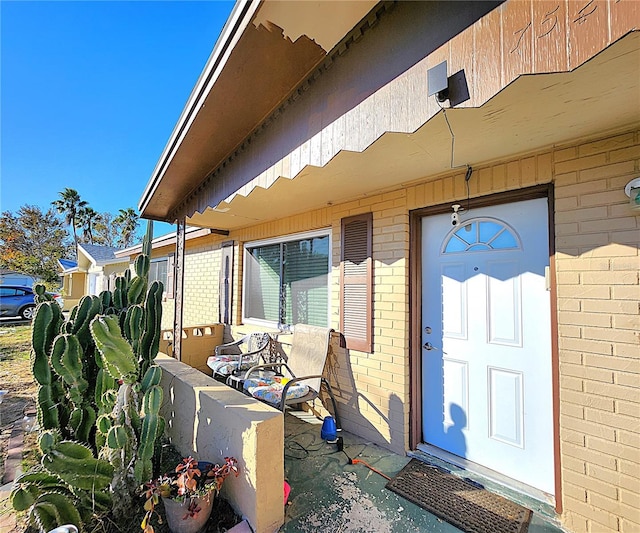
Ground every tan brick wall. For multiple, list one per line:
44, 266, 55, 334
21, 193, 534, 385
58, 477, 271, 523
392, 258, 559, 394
553, 130, 640, 533
182, 243, 221, 327
149, 237, 223, 331
174, 128, 638, 533
328, 191, 411, 451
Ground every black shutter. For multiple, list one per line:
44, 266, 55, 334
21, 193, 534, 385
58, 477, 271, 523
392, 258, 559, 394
340, 213, 372, 352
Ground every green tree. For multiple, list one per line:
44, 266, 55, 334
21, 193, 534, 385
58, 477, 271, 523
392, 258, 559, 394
52, 188, 87, 247
113, 208, 140, 248
77, 206, 98, 244
0, 206, 73, 285
93, 212, 118, 247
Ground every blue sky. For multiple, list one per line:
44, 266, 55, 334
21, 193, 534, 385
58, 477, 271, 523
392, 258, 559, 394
1, 0, 234, 238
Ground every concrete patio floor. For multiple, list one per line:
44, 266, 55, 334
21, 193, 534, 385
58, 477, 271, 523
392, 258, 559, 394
281, 411, 566, 533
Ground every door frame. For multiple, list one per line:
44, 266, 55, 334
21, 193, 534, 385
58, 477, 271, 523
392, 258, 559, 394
408, 183, 562, 512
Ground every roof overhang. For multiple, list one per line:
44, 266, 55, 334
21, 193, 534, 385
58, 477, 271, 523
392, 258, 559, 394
139, 0, 378, 222
139, 0, 639, 231
185, 32, 640, 231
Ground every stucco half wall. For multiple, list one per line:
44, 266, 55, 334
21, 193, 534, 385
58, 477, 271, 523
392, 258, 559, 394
156, 354, 284, 533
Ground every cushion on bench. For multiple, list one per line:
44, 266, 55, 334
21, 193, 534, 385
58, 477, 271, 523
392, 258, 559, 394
243, 377, 309, 404
207, 355, 257, 376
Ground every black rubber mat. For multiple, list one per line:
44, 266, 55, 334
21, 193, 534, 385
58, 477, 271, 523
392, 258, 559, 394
385, 459, 531, 533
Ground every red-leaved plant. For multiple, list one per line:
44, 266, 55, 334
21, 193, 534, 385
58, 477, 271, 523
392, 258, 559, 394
141, 456, 238, 533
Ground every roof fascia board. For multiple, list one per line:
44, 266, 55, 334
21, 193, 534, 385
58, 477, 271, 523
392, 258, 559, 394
139, 0, 260, 215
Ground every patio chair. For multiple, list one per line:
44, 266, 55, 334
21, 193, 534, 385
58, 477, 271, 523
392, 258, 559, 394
241, 324, 342, 430
207, 332, 271, 382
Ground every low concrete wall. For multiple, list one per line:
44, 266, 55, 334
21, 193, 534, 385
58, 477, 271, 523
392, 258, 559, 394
159, 324, 224, 374
157, 355, 284, 533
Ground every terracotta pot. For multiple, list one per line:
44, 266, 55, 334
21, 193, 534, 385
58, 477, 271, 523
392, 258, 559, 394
162, 491, 215, 533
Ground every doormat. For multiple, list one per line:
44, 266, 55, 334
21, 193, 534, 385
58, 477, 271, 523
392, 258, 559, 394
385, 459, 531, 533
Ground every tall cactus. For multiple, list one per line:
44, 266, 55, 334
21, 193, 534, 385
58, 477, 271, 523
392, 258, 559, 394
90, 314, 165, 483
133, 384, 163, 484
31, 302, 64, 431
91, 315, 139, 384
50, 335, 96, 443
139, 280, 163, 376
13, 220, 167, 530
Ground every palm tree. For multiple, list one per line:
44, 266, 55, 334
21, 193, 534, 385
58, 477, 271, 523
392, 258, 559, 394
52, 188, 87, 248
77, 206, 98, 244
114, 208, 140, 248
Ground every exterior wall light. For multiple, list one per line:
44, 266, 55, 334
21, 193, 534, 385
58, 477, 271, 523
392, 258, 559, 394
624, 177, 640, 212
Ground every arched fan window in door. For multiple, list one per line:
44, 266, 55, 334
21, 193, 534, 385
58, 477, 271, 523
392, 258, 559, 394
441, 218, 521, 254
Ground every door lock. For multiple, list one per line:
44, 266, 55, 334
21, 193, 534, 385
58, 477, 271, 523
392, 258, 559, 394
424, 326, 432, 334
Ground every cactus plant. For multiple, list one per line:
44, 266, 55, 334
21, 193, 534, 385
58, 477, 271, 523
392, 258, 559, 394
11, 431, 113, 532
31, 301, 64, 431
12, 220, 168, 530
91, 315, 139, 384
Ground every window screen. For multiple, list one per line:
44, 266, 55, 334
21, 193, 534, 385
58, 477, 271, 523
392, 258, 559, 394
244, 233, 329, 327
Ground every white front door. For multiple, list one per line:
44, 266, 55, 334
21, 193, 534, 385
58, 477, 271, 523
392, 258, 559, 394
421, 198, 554, 495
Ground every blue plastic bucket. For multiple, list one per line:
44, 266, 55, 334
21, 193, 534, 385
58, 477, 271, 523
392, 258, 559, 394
321, 415, 337, 442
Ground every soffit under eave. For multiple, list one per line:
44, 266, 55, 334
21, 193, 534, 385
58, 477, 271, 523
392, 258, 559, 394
139, 0, 381, 222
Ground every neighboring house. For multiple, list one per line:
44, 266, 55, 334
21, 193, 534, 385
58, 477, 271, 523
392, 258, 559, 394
0, 269, 37, 287
137, 2, 639, 532
58, 259, 80, 307
58, 244, 127, 309
116, 226, 218, 330
78, 244, 128, 296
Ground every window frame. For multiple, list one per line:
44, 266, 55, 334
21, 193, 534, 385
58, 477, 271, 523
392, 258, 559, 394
147, 255, 175, 299
441, 217, 522, 255
242, 228, 332, 329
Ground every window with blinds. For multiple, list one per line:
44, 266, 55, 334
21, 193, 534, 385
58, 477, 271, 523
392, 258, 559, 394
243, 231, 330, 327
340, 213, 372, 352
149, 257, 168, 289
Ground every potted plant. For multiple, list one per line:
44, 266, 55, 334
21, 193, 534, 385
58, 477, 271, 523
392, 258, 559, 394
141, 456, 239, 533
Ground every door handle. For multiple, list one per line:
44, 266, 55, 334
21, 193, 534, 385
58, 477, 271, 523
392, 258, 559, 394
423, 342, 435, 351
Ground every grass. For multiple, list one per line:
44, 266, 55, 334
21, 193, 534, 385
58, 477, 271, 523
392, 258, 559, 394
0, 323, 37, 457
0, 323, 38, 532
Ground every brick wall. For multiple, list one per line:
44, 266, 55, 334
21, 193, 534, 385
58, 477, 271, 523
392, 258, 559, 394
552, 131, 640, 533
182, 243, 221, 326
156, 238, 223, 331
